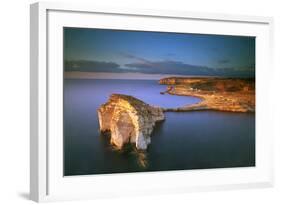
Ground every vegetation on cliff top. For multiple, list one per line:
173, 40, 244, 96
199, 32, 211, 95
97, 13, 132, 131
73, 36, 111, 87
159, 77, 255, 112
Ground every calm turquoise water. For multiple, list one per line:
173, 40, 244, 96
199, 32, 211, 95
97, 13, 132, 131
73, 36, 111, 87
64, 79, 255, 176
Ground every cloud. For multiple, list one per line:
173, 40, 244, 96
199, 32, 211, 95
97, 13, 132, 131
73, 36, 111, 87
64, 60, 125, 72
122, 54, 218, 76
64, 58, 254, 78
120, 53, 151, 64
125, 60, 217, 76
218, 59, 230, 64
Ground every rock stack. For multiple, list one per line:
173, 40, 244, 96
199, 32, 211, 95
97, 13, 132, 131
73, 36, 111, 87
97, 94, 165, 150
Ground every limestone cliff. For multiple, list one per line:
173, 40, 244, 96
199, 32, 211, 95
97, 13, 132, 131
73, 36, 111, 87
97, 94, 165, 150
159, 77, 255, 92
159, 77, 255, 112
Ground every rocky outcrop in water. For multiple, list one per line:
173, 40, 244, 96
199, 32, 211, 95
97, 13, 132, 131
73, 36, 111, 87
97, 94, 165, 150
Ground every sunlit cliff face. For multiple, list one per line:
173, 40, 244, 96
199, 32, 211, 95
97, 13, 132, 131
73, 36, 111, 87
160, 77, 255, 112
98, 94, 165, 150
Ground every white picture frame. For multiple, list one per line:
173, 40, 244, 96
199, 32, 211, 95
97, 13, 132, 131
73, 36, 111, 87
30, 2, 274, 202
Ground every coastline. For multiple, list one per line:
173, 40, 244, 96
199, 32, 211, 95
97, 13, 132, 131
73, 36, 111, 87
65, 74, 255, 113
159, 77, 255, 113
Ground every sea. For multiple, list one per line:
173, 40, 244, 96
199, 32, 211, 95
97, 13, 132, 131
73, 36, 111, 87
64, 79, 255, 176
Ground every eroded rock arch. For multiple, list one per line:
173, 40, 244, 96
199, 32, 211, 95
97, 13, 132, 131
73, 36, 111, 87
98, 94, 164, 150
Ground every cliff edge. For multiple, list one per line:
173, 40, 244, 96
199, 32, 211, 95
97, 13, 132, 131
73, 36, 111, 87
97, 94, 165, 150
159, 77, 255, 112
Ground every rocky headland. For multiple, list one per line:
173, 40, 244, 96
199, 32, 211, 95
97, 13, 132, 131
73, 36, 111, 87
159, 77, 255, 112
97, 77, 255, 153
97, 94, 165, 150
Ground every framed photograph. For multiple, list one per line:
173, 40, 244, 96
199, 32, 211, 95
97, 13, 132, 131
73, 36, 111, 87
30, 2, 274, 202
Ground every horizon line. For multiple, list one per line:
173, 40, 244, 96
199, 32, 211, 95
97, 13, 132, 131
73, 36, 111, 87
63, 71, 224, 80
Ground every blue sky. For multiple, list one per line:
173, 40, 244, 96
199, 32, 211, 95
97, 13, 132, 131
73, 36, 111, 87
64, 27, 255, 77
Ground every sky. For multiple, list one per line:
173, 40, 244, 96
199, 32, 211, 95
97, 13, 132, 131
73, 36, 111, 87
64, 27, 255, 78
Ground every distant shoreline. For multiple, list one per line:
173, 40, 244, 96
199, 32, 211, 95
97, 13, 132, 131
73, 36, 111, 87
159, 77, 255, 113
64, 71, 217, 80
